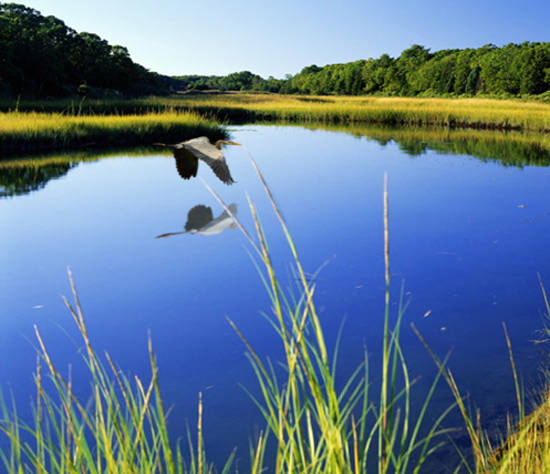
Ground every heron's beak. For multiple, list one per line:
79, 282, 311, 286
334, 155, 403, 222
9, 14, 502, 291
154, 231, 185, 238
225, 141, 241, 146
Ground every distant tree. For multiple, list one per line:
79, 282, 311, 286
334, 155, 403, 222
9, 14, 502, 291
520, 43, 550, 94
453, 49, 475, 94
465, 65, 481, 95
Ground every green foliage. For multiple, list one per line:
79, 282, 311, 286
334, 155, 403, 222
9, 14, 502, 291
281, 42, 550, 98
466, 66, 481, 95
173, 71, 284, 93
0, 3, 172, 98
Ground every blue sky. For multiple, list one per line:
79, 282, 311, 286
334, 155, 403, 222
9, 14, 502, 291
24, 0, 550, 78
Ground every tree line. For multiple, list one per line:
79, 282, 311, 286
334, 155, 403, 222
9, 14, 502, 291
179, 43, 550, 98
174, 71, 284, 93
0, 3, 174, 98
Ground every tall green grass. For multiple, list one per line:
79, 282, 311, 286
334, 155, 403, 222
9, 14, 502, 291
0, 157, 454, 472
1, 153, 548, 472
204, 164, 454, 472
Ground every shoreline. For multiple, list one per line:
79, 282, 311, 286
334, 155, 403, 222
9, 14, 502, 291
0, 94, 548, 156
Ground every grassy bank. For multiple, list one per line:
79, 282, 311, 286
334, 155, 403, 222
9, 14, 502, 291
3, 94, 549, 133
172, 94, 550, 132
1, 95, 548, 154
0, 111, 226, 154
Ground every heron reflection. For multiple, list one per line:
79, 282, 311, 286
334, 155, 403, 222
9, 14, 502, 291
154, 137, 240, 184
155, 203, 238, 238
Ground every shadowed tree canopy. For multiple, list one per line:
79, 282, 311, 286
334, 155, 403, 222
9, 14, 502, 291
0, 2, 174, 98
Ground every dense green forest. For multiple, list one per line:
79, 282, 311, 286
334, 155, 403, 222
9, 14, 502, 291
178, 43, 550, 98
1, 3, 549, 99
0, 3, 179, 98
174, 71, 284, 93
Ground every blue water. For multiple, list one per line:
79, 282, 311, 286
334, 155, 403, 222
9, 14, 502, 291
1, 125, 550, 469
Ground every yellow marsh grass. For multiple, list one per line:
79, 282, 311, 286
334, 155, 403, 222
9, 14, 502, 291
0, 111, 213, 133
168, 94, 550, 132
0, 111, 225, 152
485, 391, 550, 473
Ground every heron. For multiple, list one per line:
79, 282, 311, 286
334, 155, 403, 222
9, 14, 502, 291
153, 137, 241, 184
155, 203, 238, 238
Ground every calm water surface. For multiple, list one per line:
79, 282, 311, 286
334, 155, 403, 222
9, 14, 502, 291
1, 125, 550, 469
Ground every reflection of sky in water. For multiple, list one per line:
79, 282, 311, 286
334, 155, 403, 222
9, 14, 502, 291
1, 125, 550, 467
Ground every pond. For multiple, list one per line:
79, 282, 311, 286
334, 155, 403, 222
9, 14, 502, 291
1, 124, 550, 470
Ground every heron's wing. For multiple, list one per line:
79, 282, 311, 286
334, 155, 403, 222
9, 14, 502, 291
185, 204, 214, 231
199, 155, 235, 184
224, 203, 238, 218
173, 148, 199, 180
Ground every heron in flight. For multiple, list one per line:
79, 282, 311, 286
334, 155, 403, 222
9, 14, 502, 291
155, 203, 238, 238
153, 137, 241, 185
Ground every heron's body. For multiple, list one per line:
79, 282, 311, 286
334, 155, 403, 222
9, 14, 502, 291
155, 203, 237, 239
188, 204, 237, 235
154, 137, 240, 185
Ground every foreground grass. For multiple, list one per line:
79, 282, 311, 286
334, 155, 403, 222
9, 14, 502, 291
3, 94, 549, 133
486, 389, 550, 473
0, 111, 226, 154
1, 155, 548, 472
0, 165, 455, 472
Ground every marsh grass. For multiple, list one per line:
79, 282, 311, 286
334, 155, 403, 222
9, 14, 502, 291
0, 111, 226, 154
478, 281, 550, 473
171, 94, 550, 132
413, 281, 550, 474
1, 94, 548, 155
203, 163, 454, 473
2, 94, 549, 133
0, 270, 214, 474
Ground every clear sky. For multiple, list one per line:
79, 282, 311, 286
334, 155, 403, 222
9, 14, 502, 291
22, 0, 550, 78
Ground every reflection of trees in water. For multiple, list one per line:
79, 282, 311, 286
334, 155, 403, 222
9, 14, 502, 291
0, 163, 76, 197
298, 122, 550, 168
1, 128, 548, 199
389, 137, 550, 167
